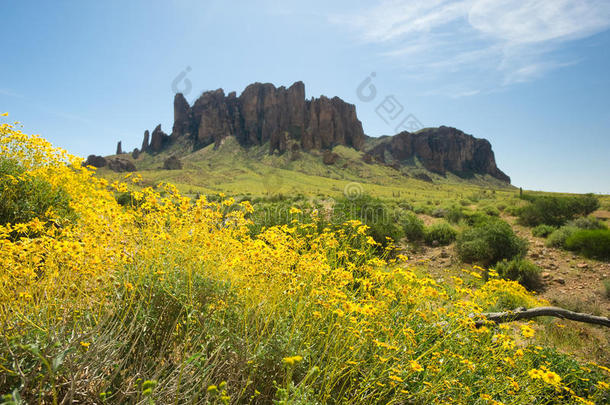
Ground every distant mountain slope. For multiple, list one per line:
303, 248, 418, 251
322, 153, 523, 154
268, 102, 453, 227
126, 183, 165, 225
86, 81, 511, 185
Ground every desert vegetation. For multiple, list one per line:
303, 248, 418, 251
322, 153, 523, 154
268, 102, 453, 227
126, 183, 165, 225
1, 121, 609, 404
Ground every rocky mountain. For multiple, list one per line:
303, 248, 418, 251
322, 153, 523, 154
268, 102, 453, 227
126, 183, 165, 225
170, 81, 365, 153
364, 127, 510, 183
94, 81, 510, 183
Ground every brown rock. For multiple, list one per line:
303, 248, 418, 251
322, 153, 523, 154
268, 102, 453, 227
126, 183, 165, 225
131, 148, 140, 159
366, 126, 510, 182
140, 81, 365, 155
163, 155, 183, 170
149, 124, 169, 152
83, 155, 107, 168
172, 93, 192, 136
106, 158, 136, 172
323, 151, 339, 165
141, 130, 150, 152
116, 141, 123, 155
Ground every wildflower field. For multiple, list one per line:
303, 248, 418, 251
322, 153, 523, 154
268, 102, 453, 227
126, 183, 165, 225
1, 119, 609, 404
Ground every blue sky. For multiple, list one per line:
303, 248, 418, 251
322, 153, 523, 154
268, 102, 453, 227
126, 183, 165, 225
1, 0, 609, 193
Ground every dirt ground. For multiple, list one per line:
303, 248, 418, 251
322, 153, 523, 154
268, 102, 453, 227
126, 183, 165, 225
405, 212, 610, 365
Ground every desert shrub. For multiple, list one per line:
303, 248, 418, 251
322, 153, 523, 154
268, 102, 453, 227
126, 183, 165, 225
604, 279, 610, 299
564, 229, 610, 261
431, 207, 448, 218
531, 224, 556, 238
504, 205, 521, 216
566, 216, 607, 230
399, 212, 425, 242
424, 222, 457, 246
445, 206, 465, 224
456, 220, 528, 266
496, 203, 506, 212
482, 205, 500, 217
413, 205, 431, 215
463, 211, 495, 227
0, 157, 73, 228
546, 226, 578, 249
494, 258, 543, 291
518, 194, 600, 226
332, 194, 403, 247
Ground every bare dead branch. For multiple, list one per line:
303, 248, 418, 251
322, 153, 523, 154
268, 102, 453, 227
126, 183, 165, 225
475, 306, 610, 328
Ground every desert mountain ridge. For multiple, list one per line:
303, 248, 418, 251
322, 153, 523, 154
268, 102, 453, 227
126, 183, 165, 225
86, 81, 510, 184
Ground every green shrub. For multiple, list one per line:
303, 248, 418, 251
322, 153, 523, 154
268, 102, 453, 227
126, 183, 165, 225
566, 216, 607, 230
456, 220, 528, 266
604, 279, 610, 299
400, 212, 425, 242
332, 194, 404, 247
445, 206, 465, 224
424, 222, 457, 246
564, 229, 610, 261
0, 157, 73, 229
518, 194, 600, 226
504, 205, 521, 216
482, 205, 500, 217
431, 208, 448, 218
546, 226, 578, 249
494, 258, 543, 291
532, 224, 556, 238
463, 212, 495, 227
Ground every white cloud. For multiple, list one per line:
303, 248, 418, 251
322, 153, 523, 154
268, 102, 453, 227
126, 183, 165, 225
330, 0, 610, 91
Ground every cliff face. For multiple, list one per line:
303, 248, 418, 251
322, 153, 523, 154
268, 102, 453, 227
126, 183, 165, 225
365, 126, 510, 183
123, 81, 509, 183
163, 81, 365, 153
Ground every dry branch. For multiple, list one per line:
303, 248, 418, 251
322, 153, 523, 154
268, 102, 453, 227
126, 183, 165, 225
475, 306, 610, 328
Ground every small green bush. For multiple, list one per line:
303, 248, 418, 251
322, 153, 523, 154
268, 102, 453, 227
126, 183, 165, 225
456, 220, 528, 266
546, 226, 578, 249
332, 194, 404, 247
482, 205, 500, 217
518, 194, 600, 227
532, 224, 556, 238
494, 258, 543, 291
0, 157, 74, 229
400, 212, 425, 242
445, 206, 465, 224
566, 216, 607, 230
424, 222, 457, 246
564, 229, 610, 261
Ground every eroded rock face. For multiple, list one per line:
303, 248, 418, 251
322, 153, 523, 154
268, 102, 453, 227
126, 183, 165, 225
141, 130, 150, 152
106, 158, 136, 172
148, 81, 365, 154
149, 125, 169, 153
120, 81, 509, 182
116, 141, 123, 155
84, 155, 107, 168
163, 155, 183, 170
322, 151, 339, 165
365, 126, 510, 183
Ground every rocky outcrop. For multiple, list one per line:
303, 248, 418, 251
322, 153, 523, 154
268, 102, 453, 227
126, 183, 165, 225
110, 81, 509, 182
149, 125, 169, 153
365, 126, 510, 183
322, 151, 339, 165
131, 148, 140, 159
163, 155, 183, 170
141, 130, 150, 152
137, 81, 365, 156
84, 155, 107, 168
107, 157, 136, 172
116, 141, 123, 155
